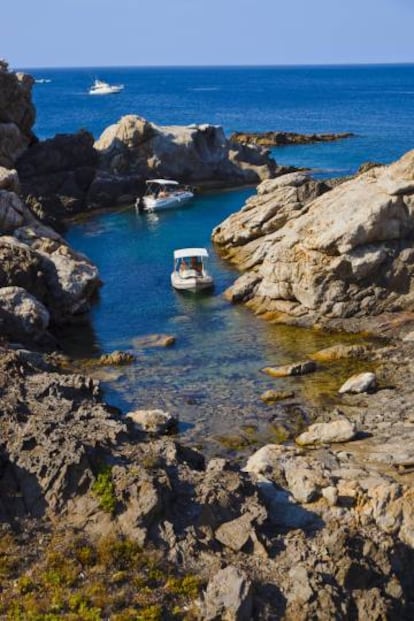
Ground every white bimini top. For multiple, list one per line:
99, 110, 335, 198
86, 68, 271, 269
174, 248, 209, 259
146, 179, 179, 186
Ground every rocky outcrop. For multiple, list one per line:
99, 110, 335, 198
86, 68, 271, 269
1, 337, 414, 618
0, 346, 124, 518
0, 286, 50, 343
0, 60, 36, 168
231, 130, 354, 148
91, 114, 279, 204
16, 130, 98, 227
213, 150, 414, 329
0, 190, 100, 340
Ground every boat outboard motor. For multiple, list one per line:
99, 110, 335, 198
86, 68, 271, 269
135, 196, 145, 213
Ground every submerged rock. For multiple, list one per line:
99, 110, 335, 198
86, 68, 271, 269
263, 360, 317, 377
260, 389, 295, 402
96, 350, 135, 366
310, 343, 370, 362
132, 333, 176, 348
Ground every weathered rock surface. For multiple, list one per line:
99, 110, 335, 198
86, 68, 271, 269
0, 188, 100, 332
0, 60, 36, 168
92, 114, 279, 202
0, 341, 414, 618
0, 166, 20, 193
126, 409, 178, 435
296, 417, 357, 445
16, 130, 98, 226
201, 565, 253, 621
0, 346, 124, 518
96, 350, 135, 365
0, 286, 50, 342
213, 150, 414, 329
263, 359, 317, 377
338, 372, 377, 394
231, 130, 354, 147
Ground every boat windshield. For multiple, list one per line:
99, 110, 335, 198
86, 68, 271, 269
176, 256, 205, 274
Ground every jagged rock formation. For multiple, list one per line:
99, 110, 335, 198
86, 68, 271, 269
231, 130, 354, 147
0, 189, 100, 343
91, 114, 280, 205
212, 151, 414, 328
16, 130, 98, 227
0, 60, 36, 168
0, 347, 123, 519
1, 342, 414, 618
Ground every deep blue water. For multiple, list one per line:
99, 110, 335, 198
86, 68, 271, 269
29, 64, 414, 176
32, 65, 413, 454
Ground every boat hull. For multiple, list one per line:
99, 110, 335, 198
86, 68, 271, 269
171, 272, 214, 292
89, 87, 123, 95
142, 191, 194, 212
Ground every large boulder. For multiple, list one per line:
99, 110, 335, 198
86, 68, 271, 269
91, 114, 279, 204
16, 130, 98, 226
213, 150, 414, 326
12, 229, 101, 321
0, 60, 36, 168
0, 286, 50, 342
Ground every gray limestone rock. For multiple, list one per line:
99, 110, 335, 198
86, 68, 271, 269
296, 418, 357, 445
202, 565, 253, 621
126, 409, 178, 435
338, 372, 377, 394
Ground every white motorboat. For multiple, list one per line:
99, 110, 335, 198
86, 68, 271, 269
171, 248, 214, 292
88, 79, 124, 95
136, 179, 194, 212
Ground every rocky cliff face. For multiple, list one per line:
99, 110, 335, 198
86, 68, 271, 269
0, 60, 36, 168
213, 151, 414, 328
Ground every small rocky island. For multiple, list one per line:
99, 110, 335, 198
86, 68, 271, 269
230, 130, 354, 147
1, 60, 414, 619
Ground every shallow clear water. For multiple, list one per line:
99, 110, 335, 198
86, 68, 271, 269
65, 191, 372, 457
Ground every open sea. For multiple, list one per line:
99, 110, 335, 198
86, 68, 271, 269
29, 65, 414, 456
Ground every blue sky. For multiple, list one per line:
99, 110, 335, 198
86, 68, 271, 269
3, 0, 414, 68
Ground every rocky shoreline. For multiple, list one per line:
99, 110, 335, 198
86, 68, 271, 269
1, 61, 414, 618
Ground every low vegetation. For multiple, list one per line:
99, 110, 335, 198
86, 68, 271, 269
0, 529, 203, 620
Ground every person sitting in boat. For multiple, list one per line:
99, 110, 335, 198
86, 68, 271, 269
180, 258, 189, 272
190, 257, 203, 274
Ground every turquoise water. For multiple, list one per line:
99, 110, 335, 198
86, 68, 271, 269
36, 64, 412, 454
65, 191, 370, 456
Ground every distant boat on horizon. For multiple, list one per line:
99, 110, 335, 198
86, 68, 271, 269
88, 79, 124, 95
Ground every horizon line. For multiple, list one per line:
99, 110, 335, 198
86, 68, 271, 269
17, 61, 414, 71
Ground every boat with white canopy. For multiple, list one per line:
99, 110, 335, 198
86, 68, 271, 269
136, 179, 194, 212
88, 79, 124, 95
171, 248, 214, 292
